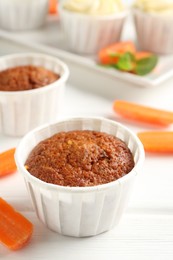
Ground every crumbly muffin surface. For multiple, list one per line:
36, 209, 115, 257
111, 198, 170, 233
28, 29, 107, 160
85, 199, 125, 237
25, 130, 134, 187
0, 65, 60, 91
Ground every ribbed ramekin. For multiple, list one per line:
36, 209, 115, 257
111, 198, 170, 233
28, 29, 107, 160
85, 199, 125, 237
59, 3, 128, 54
0, 0, 49, 31
133, 8, 173, 54
0, 53, 69, 136
15, 117, 145, 237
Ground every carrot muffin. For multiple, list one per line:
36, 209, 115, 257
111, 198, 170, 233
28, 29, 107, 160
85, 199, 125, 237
25, 130, 134, 187
0, 65, 60, 91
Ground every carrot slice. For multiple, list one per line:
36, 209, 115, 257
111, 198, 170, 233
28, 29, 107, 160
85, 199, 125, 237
135, 51, 153, 60
0, 198, 33, 250
0, 148, 17, 177
49, 0, 58, 14
137, 131, 173, 153
98, 42, 136, 65
113, 100, 173, 126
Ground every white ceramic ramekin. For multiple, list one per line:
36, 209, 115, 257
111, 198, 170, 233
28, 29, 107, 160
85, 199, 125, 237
59, 3, 128, 54
133, 8, 173, 54
0, 53, 69, 136
15, 117, 145, 237
0, 0, 49, 31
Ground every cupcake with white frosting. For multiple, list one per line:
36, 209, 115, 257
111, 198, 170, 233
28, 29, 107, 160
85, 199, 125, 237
133, 0, 173, 54
59, 0, 128, 54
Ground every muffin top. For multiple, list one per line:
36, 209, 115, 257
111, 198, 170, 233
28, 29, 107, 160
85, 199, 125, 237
134, 0, 173, 15
0, 65, 60, 91
63, 0, 124, 15
25, 130, 134, 187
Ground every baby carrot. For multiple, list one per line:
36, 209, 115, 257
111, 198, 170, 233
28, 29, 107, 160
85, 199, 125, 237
49, 0, 58, 14
0, 198, 33, 250
98, 42, 136, 65
137, 131, 173, 153
0, 148, 17, 177
135, 51, 153, 60
113, 100, 173, 126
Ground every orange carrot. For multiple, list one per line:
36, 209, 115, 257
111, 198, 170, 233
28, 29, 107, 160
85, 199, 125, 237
113, 100, 173, 126
98, 42, 136, 65
0, 148, 17, 177
135, 51, 152, 60
49, 0, 58, 14
137, 131, 173, 153
0, 198, 33, 250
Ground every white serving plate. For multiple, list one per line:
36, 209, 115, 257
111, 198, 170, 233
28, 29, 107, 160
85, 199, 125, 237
1, 15, 173, 89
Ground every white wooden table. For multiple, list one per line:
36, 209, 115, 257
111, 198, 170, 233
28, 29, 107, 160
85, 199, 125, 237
1, 16, 173, 260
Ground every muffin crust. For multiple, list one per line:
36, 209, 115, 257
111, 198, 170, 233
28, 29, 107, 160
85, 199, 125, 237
0, 65, 60, 91
25, 130, 134, 187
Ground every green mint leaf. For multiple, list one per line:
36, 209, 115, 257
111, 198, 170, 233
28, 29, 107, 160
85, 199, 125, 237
135, 55, 158, 75
115, 52, 135, 71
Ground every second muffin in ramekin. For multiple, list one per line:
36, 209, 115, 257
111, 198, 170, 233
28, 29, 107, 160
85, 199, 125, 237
15, 117, 145, 237
59, 0, 128, 54
133, 0, 173, 54
0, 53, 69, 136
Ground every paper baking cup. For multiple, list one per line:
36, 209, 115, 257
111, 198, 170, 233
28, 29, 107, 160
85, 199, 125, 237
0, 53, 69, 136
15, 117, 145, 237
0, 0, 48, 31
59, 5, 127, 54
133, 8, 173, 54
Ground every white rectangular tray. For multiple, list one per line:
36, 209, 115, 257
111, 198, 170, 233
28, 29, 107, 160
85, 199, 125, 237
1, 15, 173, 90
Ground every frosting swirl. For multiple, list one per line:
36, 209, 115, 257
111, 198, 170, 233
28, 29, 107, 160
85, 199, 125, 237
134, 0, 173, 15
63, 0, 124, 15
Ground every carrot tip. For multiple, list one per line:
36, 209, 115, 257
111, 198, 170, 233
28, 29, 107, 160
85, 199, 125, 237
0, 148, 17, 177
